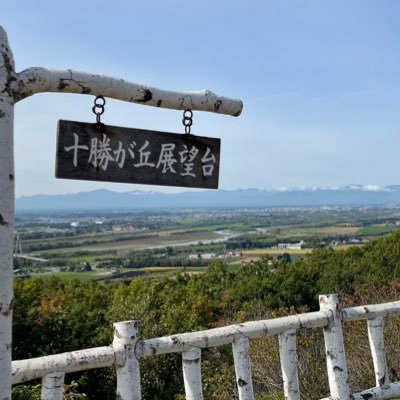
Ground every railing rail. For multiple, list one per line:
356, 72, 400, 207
11, 294, 400, 400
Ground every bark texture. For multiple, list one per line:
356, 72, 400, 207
15, 68, 243, 116
0, 25, 15, 400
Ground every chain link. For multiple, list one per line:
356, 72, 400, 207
182, 109, 193, 134
92, 95, 106, 124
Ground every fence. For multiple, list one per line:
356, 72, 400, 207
11, 294, 400, 400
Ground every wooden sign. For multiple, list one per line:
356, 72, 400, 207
56, 120, 220, 189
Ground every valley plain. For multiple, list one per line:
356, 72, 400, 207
14, 205, 400, 281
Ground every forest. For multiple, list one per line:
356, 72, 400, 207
11, 229, 400, 399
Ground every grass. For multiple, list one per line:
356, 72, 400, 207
335, 244, 364, 250
242, 248, 312, 256
62, 254, 112, 263
31, 271, 109, 282
29, 266, 194, 282
31, 230, 221, 256
276, 226, 360, 238
358, 225, 397, 237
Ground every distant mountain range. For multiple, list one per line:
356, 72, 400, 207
15, 185, 400, 212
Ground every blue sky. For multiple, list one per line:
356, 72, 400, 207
3, 1, 400, 196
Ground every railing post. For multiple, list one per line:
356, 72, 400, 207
279, 329, 300, 400
0, 26, 16, 400
232, 336, 254, 400
367, 316, 389, 388
113, 321, 141, 400
41, 372, 65, 400
319, 294, 350, 400
182, 346, 203, 400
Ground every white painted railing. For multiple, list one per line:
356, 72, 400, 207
11, 294, 400, 399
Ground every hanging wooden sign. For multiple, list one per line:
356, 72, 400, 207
55, 120, 220, 189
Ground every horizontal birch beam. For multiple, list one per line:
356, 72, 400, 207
350, 382, 400, 400
11, 312, 328, 384
342, 301, 400, 321
13, 68, 243, 116
11, 346, 117, 384
138, 312, 328, 357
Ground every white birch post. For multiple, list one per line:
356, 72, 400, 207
41, 372, 65, 400
0, 26, 16, 400
319, 294, 350, 400
232, 336, 254, 400
278, 329, 300, 400
367, 316, 389, 388
113, 321, 141, 400
0, 24, 242, 398
182, 347, 203, 400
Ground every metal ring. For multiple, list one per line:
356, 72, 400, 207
182, 109, 193, 134
182, 117, 192, 126
183, 110, 193, 119
94, 95, 106, 107
92, 105, 105, 115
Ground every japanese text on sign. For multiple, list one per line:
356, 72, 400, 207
56, 120, 220, 189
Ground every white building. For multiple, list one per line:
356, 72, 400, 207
277, 240, 304, 250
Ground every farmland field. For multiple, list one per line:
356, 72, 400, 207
242, 248, 312, 256
31, 266, 185, 282
14, 207, 400, 282
29, 230, 222, 255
